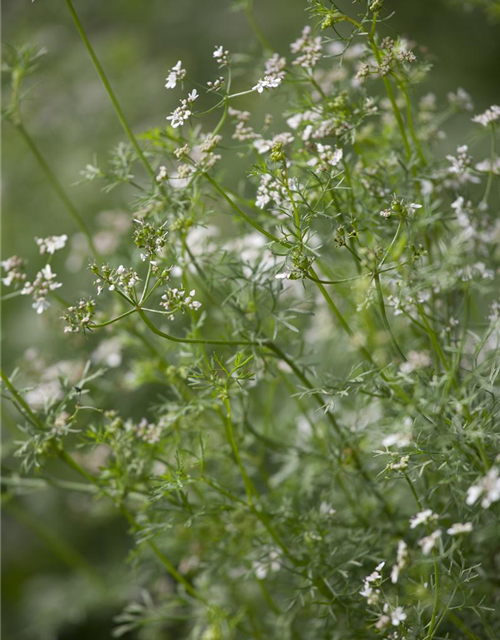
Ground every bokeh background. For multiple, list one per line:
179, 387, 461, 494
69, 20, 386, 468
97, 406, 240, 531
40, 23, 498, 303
2, 1, 500, 638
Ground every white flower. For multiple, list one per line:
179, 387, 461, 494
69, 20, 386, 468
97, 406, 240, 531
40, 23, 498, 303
375, 615, 390, 630
291, 26, 322, 70
475, 158, 500, 174
253, 74, 283, 93
21, 264, 62, 314
136, 418, 162, 444
400, 350, 431, 374
35, 234, 68, 255
382, 433, 411, 449
408, 203, 422, 214
390, 540, 408, 584
252, 549, 281, 580
391, 606, 407, 626
409, 509, 438, 529
264, 53, 286, 75
213, 45, 229, 66
448, 87, 473, 111
466, 467, 500, 508
167, 98, 192, 128
418, 529, 441, 555
275, 272, 291, 280
1, 255, 27, 287
165, 60, 186, 89
156, 166, 168, 182
447, 522, 473, 536
472, 105, 500, 127
187, 89, 199, 102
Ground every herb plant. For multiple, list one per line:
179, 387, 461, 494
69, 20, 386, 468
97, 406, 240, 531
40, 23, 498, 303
2, 1, 500, 639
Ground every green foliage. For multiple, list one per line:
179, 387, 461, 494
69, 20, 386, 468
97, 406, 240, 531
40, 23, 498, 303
2, 1, 500, 639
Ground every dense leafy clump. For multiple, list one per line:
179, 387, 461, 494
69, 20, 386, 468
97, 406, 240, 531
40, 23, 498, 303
2, 1, 500, 639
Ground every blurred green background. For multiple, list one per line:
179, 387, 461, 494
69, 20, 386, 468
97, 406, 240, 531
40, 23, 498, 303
2, 1, 499, 638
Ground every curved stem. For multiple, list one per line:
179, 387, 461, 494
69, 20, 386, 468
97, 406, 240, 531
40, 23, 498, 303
136, 307, 260, 347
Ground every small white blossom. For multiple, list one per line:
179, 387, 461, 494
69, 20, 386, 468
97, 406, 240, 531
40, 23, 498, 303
390, 540, 408, 584
409, 509, 438, 529
382, 433, 411, 448
391, 606, 407, 626
447, 522, 473, 536
253, 549, 281, 579
167, 97, 193, 128
400, 351, 431, 374
475, 157, 500, 174
472, 105, 500, 127
418, 529, 441, 555
466, 467, 500, 508
253, 75, 283, 93
165, 60, 186, 89
1, 255, 27, 287
35, 234, 68, 255
156, 166, 168, 182
21, 264, 62, 314
136, 418, 162, 444
213, 45, 229, 66
448, 87, 473, 111
291, 26, 322, 70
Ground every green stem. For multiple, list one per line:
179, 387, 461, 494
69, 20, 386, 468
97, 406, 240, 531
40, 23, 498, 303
222, 395, 256, 505
1, 369, 44, 429
243, 0, 273, 52
60, 449, 208, 604
203, 173, 285, 244
374, 272, 406, 361
64, 0, 159, 188
15, 122, 97, 257
482, 123, 496, 205
404, 473, 440, 640
136, 308, 259, 347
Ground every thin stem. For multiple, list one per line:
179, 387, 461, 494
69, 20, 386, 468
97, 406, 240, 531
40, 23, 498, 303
222, 395, 256, 505
92, 308, 136, 328
243, 0, 273, 52
482, 123, 496, 205
203, 173, 286, 245
1, 369, 44, 429
373, 272, 406, 361
59, 449, 208, 605
15, 122, 98, 257
64, 0, 160, 189
136, 308, 260, 347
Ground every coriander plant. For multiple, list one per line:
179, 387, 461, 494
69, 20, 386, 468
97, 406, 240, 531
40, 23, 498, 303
2, 1, 500, 639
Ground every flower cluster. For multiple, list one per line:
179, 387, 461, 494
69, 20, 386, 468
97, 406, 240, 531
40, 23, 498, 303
92, 263, 140, 296
159, 287, 201, 318
472, 104, 500, 127
133, 220, 168, 260
466, 466, 500, 508
62, 298, 96, 334
21, 264, 62, 314
290, 26, 322, 70
135, 418, 163, 444
35, 234, 68, 255
213, 45, 229, 67
1, 255, 27, 288
166, 90, 198, 128
165, 60, 186, 90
